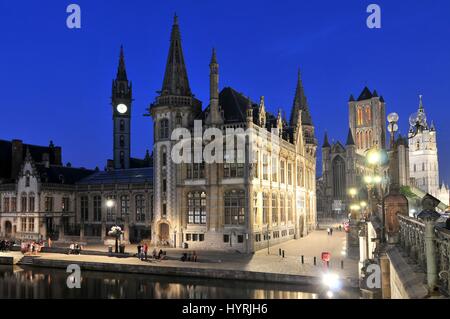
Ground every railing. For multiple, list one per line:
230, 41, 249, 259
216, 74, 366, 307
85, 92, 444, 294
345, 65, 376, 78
398, 215, 450, 296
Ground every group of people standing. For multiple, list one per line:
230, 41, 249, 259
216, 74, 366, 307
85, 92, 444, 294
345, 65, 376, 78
137, 243, 167, 261
20, 241, 42, 255
0, 240, 13, 252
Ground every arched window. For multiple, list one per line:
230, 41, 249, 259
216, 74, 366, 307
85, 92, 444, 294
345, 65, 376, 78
332, 156, 346, 199
187, 192, 206, 224
262, 193, 269, 224
357, 107, 363, 126
365, 131, 369, 150
21, 193, 27, 213
224, 190, 245, 225
160, 119, 169, 139
271, 194, 278, 224
136, 195, 145, 222
287, 195, 293, 222
93, 196, 102, 221
365, 106, 372, 124
120, 120, 125, 131
28, 193, 35, 212
120, 135, 125, 147
120, 195, 130, 217
280, 194, 286, 223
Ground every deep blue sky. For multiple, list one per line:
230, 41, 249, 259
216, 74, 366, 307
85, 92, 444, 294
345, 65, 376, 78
1, 1, 449, 182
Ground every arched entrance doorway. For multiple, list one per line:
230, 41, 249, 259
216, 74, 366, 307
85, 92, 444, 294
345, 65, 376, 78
158, 223, 170, 246
4, 221, 12, 239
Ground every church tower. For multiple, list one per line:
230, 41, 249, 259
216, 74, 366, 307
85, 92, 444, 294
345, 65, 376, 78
112, 46, 132, 170
408, 95, 440, 196
349, 87, 386, 155
148, 15, 202, 247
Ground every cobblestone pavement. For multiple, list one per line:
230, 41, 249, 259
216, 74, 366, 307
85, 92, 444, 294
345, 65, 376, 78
1, 230, 358, 280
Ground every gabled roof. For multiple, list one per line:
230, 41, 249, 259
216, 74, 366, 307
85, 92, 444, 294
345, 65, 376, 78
77, 167, 153, 185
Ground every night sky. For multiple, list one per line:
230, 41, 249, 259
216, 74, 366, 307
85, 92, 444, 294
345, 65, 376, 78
1, 1, 449, 182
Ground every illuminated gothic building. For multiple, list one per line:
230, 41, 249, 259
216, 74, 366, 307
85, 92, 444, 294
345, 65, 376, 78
149, 16, 317, 252
317, 88, 410, 216
408, 96, 450, 206
0, 16, 317, 252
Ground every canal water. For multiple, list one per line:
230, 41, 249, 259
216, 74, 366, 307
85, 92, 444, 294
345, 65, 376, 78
0, 266, 360, 299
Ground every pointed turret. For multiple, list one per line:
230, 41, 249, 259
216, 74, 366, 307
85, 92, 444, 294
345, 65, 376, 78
346, 128, 355, 146
259, 96, 266, 127
290, 69, 312, 127
116, 45, 128, 81
357, 86, 373, 101
246, 96, 253, 123
112, 45, 132, 100
207, 48, 222, 125
349, 94, 355, 102
161, 14, 192, 97
323, 132, 331, 148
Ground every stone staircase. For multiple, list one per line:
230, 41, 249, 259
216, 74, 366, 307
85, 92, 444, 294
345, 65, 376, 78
18, 255, 38, 266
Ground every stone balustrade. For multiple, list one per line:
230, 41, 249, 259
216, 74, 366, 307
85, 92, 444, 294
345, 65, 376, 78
398, 215, 450, 296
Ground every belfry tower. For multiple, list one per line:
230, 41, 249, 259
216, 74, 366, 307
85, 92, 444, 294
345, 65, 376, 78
111, 46, 132, 169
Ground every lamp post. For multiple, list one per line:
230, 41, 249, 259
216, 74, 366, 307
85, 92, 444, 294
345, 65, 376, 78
364, 148, 388, 243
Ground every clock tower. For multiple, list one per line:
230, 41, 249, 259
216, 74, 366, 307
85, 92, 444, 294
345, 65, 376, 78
112, 46, 132, 169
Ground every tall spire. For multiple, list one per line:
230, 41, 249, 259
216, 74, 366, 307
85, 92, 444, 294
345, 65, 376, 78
161, 14, 192, 97
290, 68, 312, 127
211, 47, 217, 64
323, 132, 331, 148
116, 45, 128, 81
346, 128, 355, 146
419, 94, 424, 112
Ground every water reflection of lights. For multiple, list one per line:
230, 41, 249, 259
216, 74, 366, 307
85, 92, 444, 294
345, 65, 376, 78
322, 273, 341, 291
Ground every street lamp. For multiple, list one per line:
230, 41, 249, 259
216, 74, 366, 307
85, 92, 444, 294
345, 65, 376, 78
106, 199, 115, 209
348, 188, 358, 198
387, 112, 399, 148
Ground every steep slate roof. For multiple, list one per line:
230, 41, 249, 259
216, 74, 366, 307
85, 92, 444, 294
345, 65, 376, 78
35, 164, 95, 185
161, 14, 192, 97
357, 87, 374, 101
77, 167, 153, 185
0, 139, 61, 181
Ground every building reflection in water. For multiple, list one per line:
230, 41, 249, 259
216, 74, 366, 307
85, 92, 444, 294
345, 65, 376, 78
0, 266, 357, 299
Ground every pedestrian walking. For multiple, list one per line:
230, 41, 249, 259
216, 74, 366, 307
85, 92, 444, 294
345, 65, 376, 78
327, 227, 330, 236
330, 228, 334, 236
143, 243, 148, 261
137, 244, 142, 259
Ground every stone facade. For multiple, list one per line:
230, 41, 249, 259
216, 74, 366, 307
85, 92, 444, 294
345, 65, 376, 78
408, 96, 450, 206
149, 16, 317, 253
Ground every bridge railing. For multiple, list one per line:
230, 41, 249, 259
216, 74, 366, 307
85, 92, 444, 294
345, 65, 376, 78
398, 215, 450, 296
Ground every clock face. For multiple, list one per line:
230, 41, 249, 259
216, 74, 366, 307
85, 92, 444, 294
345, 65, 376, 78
116, 104, 128, 114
